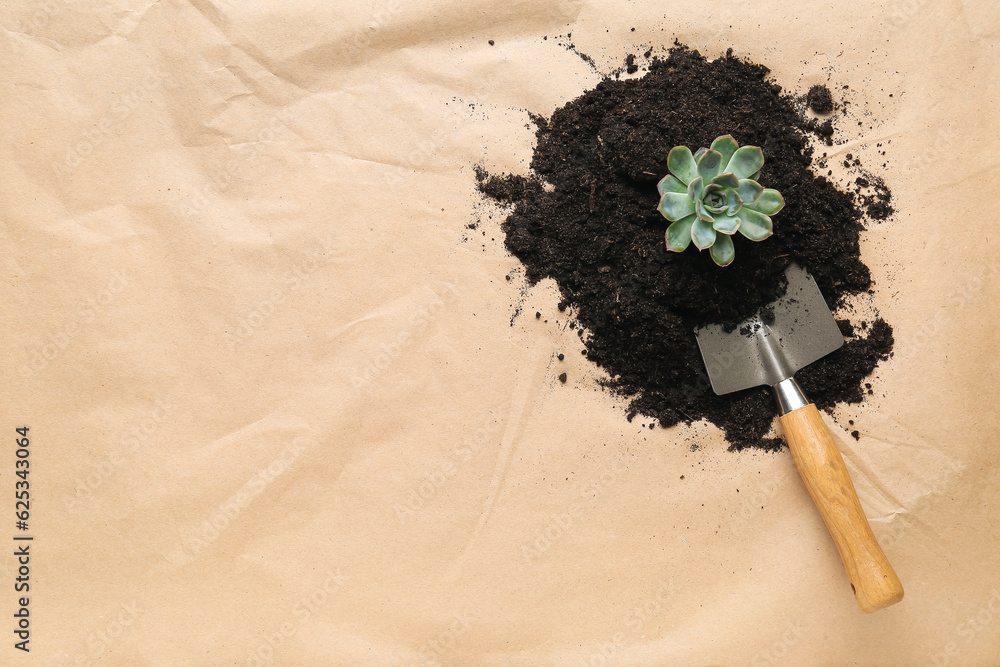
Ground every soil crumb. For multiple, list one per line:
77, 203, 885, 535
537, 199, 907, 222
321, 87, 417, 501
807, 84, 834, 114
478, 45, 893, 451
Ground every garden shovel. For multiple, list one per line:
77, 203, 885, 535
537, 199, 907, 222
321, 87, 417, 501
694, 263, 903, 612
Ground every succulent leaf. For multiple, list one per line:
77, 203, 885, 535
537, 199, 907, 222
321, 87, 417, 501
658, 192, 695, 221
694, 199, 715, 223
666, 215, 696, 252
657, 174, 687, 196
697, 149, 724, 182
737, 179, 763, 205
726, 146, 765, 179
712, 173, 740, 190
693, 148, 708, 161
747, 188, 785, 215
701, 184, 728, 213
668, 146, 699, 184
691, 218, 717, 250
687, 176, 704, 201
710, 135, 739, 169
737, 208, 773, 241
710, 233, 735, 266
725, 191, 744, 216
712, 214, 741, 235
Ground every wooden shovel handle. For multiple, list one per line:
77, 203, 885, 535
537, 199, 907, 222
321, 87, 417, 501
779, 404, 903, 612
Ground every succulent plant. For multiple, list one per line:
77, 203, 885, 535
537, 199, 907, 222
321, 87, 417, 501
657, 135, 785, 266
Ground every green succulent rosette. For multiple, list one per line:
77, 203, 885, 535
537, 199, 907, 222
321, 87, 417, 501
657, 135, 785, 267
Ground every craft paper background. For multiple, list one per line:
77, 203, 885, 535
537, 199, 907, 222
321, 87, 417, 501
1, 0, 998, 664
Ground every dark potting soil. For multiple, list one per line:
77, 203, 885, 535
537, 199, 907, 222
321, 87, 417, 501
478, 45, 893, 451
807, 84, 834, 115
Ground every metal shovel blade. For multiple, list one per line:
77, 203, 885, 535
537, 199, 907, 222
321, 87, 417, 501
695, 264, 844, 395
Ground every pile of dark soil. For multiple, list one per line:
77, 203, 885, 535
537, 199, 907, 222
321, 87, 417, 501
807, 84, 834, 114
478, 45, 893, 451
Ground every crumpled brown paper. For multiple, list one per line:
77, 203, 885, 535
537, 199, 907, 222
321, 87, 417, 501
2, 0, 998, 664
